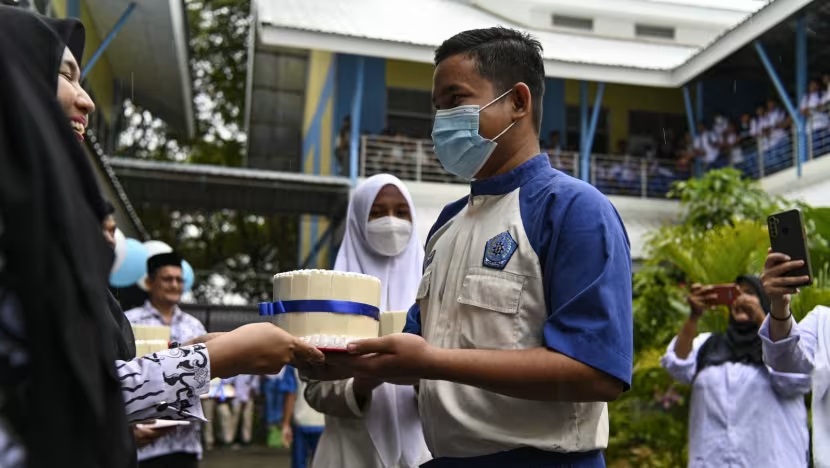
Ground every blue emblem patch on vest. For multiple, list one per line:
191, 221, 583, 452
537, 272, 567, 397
482, 231, 517, 270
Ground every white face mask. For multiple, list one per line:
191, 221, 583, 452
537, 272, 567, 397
366, 216, 412, 257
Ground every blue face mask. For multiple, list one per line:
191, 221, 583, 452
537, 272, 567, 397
431, 89, 517, 180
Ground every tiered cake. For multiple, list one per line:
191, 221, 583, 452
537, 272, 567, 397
132, 324, 171, 356
379, 310, 408, 336
260, 270, 381, 350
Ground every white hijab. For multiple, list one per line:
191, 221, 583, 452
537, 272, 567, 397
333, 174, 430, 467
334, 174, 424, 311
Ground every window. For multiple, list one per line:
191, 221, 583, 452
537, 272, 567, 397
386, 88, 433, 139
565, 105, 609, 154
552, 15, 594, 31
635, 24, 675, 40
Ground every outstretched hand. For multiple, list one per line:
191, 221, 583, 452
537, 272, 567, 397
206, 323, 325, 378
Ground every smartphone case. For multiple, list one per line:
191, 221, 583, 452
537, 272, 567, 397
768, 209, 813, 287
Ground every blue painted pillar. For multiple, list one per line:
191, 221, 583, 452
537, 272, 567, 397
82, 3, 137, 79
67, 0, 80, 18
349, 58, 365, 187
755, 40, 804, 177
584, 84, 605, 182
796, 15, 808, 163
579, 82, 588, 181
683, 86, 702, 177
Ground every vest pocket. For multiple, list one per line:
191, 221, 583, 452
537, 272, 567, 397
456, 266, 525, 349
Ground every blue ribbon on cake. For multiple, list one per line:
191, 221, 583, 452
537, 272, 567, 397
258, 300, 380, 321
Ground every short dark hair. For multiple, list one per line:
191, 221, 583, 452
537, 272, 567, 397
435, 27, 545, 132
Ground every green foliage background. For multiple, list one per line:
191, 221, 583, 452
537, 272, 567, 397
607, 168, 830, 466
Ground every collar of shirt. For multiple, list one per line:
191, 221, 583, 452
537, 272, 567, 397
470, 153, 552, 197
143, 300, 182, 325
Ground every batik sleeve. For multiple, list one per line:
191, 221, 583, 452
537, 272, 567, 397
118, 344, 211, 423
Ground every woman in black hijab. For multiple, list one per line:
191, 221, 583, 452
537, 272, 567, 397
0, 5, 132, 467
0, 6, 326, 467
660, 275, 811, 466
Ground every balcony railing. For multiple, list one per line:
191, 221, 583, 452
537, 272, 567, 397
358, 127, 830, 198
359, 135, 685, 198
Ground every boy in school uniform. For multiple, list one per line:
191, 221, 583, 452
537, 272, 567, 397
311, 27, 633, 467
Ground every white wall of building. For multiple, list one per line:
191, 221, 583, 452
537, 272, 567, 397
762, 156, 830, 206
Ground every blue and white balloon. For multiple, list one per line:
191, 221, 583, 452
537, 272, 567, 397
182, 260, 195, 292
110, 238, 148, 288
111, 228, 127, 275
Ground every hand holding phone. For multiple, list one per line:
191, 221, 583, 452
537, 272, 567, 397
707, 283, 741, 306
767, 209, 812, 287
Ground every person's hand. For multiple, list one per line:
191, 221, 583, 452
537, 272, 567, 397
324, 333, 435, 385
184, 332, 226, 346
281, 423, 293, 448
206, 323, 325, 378
132, 423, 175, 448
762, 250, 809, 317
687, 283, 718, 319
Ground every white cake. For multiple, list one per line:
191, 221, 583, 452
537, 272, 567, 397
132, 324, 171, 357
260, 269, 381, 349
379, 310, 408, 336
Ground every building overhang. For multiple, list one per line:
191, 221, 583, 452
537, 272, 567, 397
83, 0, 195, 137
254, 0, 814, 88
108, 157, 352, 217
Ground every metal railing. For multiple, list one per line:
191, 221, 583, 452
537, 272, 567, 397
359, 135, 686, 198
358, 126, 830, 198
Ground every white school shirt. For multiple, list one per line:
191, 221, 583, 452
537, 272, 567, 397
662, 333, 810, 467
801, 92, 829, 131
761, 306, 830, 468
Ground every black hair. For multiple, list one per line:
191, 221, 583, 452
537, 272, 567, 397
103, 199, 115, 216
435, 27, 545, 132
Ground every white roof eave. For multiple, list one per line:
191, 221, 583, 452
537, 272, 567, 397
256, 0, 812, 89
259, 25, 679, 87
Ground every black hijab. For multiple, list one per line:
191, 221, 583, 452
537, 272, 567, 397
696, 275, 771, 376
0, 6, 131, 467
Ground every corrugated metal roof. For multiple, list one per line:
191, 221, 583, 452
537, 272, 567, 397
257, 0, 699, 71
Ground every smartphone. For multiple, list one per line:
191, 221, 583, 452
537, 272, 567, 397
709, 283, 740, 306
767, 209, 813, 287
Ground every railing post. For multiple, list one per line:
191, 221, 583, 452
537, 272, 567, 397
807, 119, 814, 160
640, 159, 647, 198
359, 135, 367, 178
757, 139, 765, 178
415, 140, 423, 182
590, 155, 596, 185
